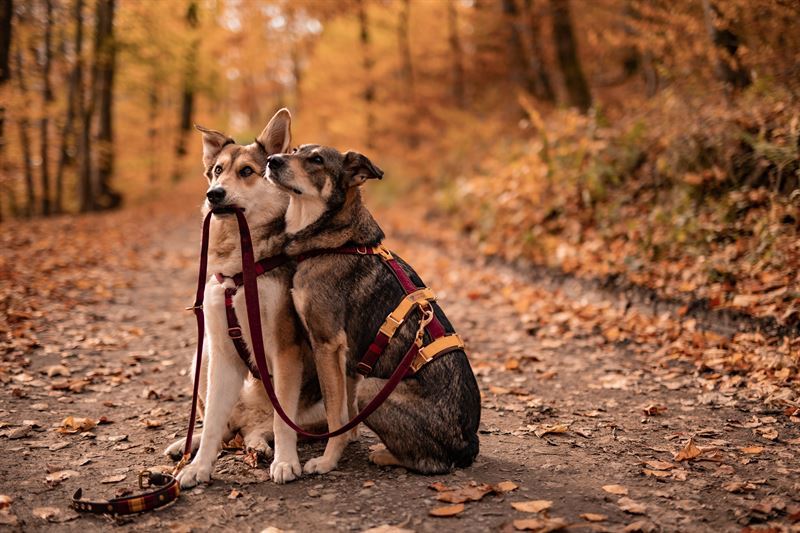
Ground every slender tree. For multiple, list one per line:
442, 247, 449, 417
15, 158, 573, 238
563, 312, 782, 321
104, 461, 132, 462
397, 0, 418, 147
94, 0, 120, 209
502, 0, 532, 94
172, 0, 198, 182
0, 0, 12, 162
448, 0, 465, 109
357, 0, 375, 148
13, 44, 35, 216
701, 0, 750, 89
39, 0, 54, 215
77, 0, 94, 212
55, 0, 84, 213
524, 0, 555, 102
549, 0, 591, 112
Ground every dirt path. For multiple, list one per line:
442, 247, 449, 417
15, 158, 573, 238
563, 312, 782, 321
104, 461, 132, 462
1, 200, 799, 532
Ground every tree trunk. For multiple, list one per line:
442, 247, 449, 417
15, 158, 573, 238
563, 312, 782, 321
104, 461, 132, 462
502, 0, 532, 94
172, 0, 198, 182
524, 0, 555, 102
397, 0, 418, 147
701, 0, 750, 89
78, 0, 97, 212
0, 0, 12, 162
94, 0, 120, 210
357, 0, 375, 148
550, 0, 591, 112
55, 0, 84, 213
13, 46, 35, 216
447, 0, 465, 109
39, 0, 53, 215
148, 69, 158, 183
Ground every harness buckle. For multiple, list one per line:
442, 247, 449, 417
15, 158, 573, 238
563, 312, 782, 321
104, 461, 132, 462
356, 245, 369, 255
228, 326, 243, 339
379, 315, 404, 338
138, 470, 151, 489
375, 245, 393, 261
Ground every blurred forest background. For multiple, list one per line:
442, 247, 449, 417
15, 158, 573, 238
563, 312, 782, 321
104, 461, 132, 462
1, 0, 799, 324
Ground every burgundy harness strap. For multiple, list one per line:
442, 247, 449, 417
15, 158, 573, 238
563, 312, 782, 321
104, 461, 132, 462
222, 286, 261, 379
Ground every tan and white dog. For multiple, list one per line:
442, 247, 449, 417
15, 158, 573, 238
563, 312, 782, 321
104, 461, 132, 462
166, 110, 323, 488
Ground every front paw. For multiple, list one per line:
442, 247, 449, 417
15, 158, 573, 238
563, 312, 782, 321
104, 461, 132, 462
176, 462, 212, 489
303, 456, 337, 475
270, 458, 301, 484
244, 435, 273, 460
164, 438, 186, 460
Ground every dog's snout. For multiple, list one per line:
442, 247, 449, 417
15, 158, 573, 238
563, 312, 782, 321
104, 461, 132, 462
267, 155, 285, 170
206, 187, 226, 205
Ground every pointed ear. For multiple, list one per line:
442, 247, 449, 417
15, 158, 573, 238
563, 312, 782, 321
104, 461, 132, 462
195, 125, 233, 168
257, 108, 292, 155
342, 151, 384, 187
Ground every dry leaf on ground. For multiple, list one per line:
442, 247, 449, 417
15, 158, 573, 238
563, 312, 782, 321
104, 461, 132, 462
580, 513, 607, 522
57, 416, 96, 434
618, 497, 647, 515
602, 484, 628, 495
674, 438, 702, 462
429, 503, 465, 517
494, 481, 519, 492
512, 517, 568, 531
534, 424, 569, 438
512, 500, 553, 513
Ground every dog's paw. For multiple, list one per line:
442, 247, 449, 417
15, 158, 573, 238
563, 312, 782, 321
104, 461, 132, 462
270, 459, 301, 484
244, 435, 273, 460
176, 462, 212, 489
303, 455, 338, 475
164, 438, 186, 460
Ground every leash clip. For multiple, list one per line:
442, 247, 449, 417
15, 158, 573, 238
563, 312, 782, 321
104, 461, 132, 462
414, 303, 435, 348
185, 304, 203, 312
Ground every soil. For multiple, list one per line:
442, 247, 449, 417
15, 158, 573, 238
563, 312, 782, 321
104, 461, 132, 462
1, 196, 799, 533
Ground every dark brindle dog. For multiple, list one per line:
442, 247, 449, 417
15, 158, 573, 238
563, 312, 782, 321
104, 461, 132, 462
267, 145, 481, 475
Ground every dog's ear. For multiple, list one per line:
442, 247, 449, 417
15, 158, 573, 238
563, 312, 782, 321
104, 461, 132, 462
342, 151, 384, 187
195, 125, 233, 168
258, 108, 292, 155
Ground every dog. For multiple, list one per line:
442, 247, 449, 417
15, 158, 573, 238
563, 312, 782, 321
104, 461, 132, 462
267, 144, 481, 475
172, 109, 323, 488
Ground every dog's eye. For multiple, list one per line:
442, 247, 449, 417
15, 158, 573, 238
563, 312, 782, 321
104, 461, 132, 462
214, 165, 223, 176
239, 166, 254, 178
309, 155, 324, 165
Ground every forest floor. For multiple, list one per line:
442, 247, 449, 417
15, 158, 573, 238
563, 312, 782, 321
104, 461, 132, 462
1, 190, 799, 533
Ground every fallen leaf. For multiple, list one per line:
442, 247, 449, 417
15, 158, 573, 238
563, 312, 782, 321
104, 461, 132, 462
45, 365, 70, 378
100, 474, 127, 484
644, 460, 674, 470
437, 484, 494, 503
58, 416, 96, 434
513, 517, 568, 531
674, 438, 702, 462
602, 484, 628, 496
142, 419, 162, 429
512, 500, 553, 513
428, 482, 450, 492
740, 446, 764, 455
618, 497, 647, 515
642, 404, 667, 416
495, 481, 519, 493
643, 469, 671, 478
45, 470, 79, 486
623, 520, 657, 532
580, 513, 607, 522
32, 507, 60, 521
429, 503, 464, 517
228, 489, 242, 499
534, 424, 569, 438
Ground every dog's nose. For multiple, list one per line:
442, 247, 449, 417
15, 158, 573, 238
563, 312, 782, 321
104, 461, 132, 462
267, 155, 285, 170
206, 187, 226, 205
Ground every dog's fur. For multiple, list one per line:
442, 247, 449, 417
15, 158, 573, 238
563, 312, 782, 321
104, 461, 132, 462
170, 110, 323, 488
268, 145, 481, 475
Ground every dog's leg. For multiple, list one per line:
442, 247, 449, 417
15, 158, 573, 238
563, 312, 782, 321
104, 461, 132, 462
303, 332, 350, 475
269, 343, 304, 483
346, 375, 361, 443
177, 285, 247, 489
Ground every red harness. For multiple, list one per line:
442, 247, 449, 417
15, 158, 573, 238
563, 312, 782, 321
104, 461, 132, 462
180, 207, 464, 455
214, 255, 291, 380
